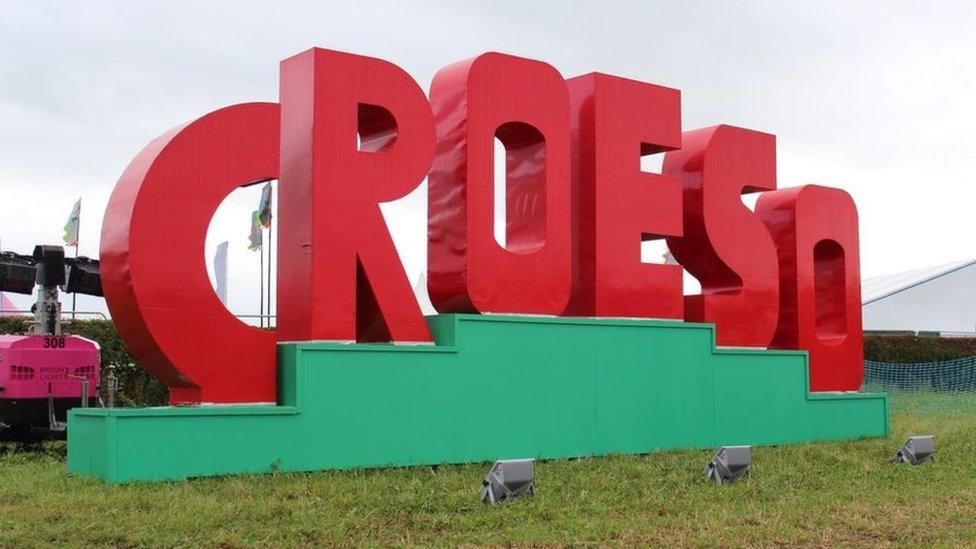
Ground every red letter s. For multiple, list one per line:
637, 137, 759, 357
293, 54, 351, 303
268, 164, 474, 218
663, 125, 780, 346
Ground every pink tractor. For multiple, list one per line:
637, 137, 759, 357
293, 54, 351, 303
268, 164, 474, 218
0, 245, 103, 440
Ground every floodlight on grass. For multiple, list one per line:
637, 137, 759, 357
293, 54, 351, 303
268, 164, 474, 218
703, 446, 751, 484
893, 435, 934, 465
481, 459, 534, 504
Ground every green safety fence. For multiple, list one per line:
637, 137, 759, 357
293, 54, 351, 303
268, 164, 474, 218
863, 356, 976, 414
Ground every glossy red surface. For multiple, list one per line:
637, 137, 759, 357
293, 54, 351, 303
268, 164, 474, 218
98, 47, 867, 403
756, 185, 864, 391
565, 73, 683, 318
100, 103, 279, 404
278, 48, 434, 343
663, 125, 780, 346
427, 53, 572, 314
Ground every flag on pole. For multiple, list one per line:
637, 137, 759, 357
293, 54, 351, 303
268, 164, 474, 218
214, 241, 229, 305
258, 182, 273, 228
63, 198, 81, 247
248, 210, 263, 251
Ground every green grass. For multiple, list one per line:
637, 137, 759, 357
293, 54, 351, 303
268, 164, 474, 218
2, 407, 976, 547
883, 390, 976, 415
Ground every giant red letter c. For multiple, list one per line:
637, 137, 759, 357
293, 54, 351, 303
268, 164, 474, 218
101, 102, 280, 405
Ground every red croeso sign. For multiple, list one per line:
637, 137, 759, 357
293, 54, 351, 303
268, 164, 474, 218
101, 48, 862, 405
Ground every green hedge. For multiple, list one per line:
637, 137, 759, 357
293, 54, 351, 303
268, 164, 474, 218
0, 317, 167, 406
864, 334, 976, 363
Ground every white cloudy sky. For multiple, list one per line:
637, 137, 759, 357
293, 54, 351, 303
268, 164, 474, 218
1, 1, 974, 320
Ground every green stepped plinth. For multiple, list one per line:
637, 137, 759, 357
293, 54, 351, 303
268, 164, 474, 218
68, 315, 888, 483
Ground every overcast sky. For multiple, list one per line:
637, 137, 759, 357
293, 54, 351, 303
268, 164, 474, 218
1, 1, 974, 319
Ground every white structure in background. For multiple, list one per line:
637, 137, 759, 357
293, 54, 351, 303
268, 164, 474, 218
862, 259, 976, 335
0, 291, 23, 316
214, 241, 229, 306
412, 273, 437, 316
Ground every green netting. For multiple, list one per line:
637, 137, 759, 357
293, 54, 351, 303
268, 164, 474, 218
862, 356, 976, 414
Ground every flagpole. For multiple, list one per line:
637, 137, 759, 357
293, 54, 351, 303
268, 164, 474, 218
72, 202, 79, 320
267, 221, 273, 327
259, 239, 265, 328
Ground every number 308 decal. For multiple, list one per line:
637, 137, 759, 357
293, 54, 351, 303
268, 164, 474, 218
42, 336, 66, 349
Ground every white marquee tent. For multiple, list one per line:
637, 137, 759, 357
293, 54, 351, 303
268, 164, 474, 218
862, 259, 976, 335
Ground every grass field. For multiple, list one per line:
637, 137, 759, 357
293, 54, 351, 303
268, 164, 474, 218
2, 405, 975, 547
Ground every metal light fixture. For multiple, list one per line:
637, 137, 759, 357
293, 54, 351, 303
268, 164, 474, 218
703, 445, 751, 484
893, 435, 934, 465
33, 245, 66, 287
64, 257, 103, 296
0, 253, 37, 294
481, 459, 535, 504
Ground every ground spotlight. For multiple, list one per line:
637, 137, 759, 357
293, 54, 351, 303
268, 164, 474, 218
703, 446, 751, 484
481, 459, 534, 504
893, 435, 934, 465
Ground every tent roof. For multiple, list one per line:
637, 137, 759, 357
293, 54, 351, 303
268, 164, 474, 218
862, 259, 976, 305
0, 292, 24, 316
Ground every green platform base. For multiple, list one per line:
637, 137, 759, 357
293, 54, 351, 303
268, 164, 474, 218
68, 315, 888, 483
